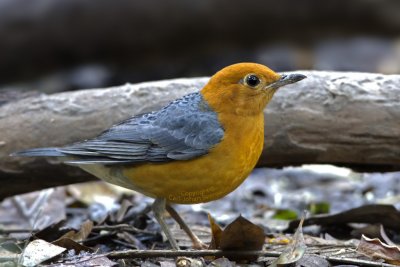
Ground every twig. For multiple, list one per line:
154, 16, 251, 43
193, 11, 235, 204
106, 249, 399, 267
106, 249, 281, 259
92, 224, 156, 235
326, 256, 398, 267
0, 228, 33, 234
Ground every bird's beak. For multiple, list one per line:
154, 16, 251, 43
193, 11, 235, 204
264, 73, 306, 90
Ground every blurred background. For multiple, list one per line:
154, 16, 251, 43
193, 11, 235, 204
1, 0, 400, 94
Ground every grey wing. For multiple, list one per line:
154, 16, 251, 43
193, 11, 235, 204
58, 92, 224, 164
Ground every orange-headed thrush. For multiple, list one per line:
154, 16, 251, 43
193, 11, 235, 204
14, 63, 306, 249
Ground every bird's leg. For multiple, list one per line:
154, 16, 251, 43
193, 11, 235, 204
166, 203, 208, 249
152, 198, 180, 250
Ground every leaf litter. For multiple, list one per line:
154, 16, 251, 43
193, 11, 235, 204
0, 167, 400, 266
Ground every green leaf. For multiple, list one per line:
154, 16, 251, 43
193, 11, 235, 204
308, 202, 330, 215
273, 209, 298, 220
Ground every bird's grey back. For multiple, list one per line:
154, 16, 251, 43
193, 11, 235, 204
14, 92, 225, 165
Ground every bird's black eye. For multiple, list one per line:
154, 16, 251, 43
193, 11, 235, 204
244, 74, 261, 88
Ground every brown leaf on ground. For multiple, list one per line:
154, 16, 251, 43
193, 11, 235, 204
207, 213, 223, 249
357, 234, 400, 265
206, 215, 264, 261
219, 215, 265, 251
57, 220, 93, 242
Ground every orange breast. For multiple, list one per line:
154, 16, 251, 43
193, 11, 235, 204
121, 113, 265, 204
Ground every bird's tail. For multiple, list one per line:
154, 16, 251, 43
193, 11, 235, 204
11, 147, 65, 157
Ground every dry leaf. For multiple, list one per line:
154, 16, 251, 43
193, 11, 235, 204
73, 220, 94, 242
57, 220, 93, 242
219, 215, 264, 251
208, 213, 223, 249
357, 234, 400, 265
206, 215, 264, 261
21, 239, 66, 267
269, 216, 306, 267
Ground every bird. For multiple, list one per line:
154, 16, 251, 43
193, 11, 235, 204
13, 63, 306, 250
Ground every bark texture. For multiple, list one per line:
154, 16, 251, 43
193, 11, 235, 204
1, 71, 400, 199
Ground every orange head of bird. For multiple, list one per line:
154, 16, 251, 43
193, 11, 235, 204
201, 63, 306, 116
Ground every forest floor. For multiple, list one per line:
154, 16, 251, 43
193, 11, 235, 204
1, 166, 400, 266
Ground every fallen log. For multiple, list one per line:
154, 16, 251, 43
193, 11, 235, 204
1, 71, 399, 199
